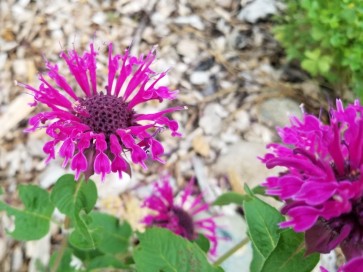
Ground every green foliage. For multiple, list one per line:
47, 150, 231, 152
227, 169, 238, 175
213, 192, 249, 206
51, 174, 99, 250
275, 0, 363, 98
194, 233, 211, 253
244, 196, 319, 272
243, 196, 283, 258
260, 230, 319, 272
0, 185, 54, 240
133, 228, 223, 272
88, 212, 132, 254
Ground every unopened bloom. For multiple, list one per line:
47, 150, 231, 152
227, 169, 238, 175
262, 99, 363, 261
142, 176, 218, 255
20, 43, 182, 180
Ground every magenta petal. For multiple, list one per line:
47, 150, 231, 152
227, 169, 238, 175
150, 139, 165, 163
282, 206, 319, 231
294, 182, 337, 205
94, 152, 111, 181
338, 257, 363, 272
71, 152, 88, 180
59, 138, 75, 166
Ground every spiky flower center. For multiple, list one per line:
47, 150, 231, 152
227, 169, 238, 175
75, 93, 133, 138
172, 207, 195, 240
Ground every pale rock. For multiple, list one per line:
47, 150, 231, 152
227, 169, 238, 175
12, 59, 28, 77
39, 162, 69, 189
92, 11, 107, 25
258, 97, 302, 127
214, 141, 282, 188
190, 71, 210, 85
176, 39, 199, 59
218, 0, 234, 8
11, 246, 23, 271
0, 53, 7, 70
26, 233, 51, 272
238, 0, 278, 23
199, 103, 228, 135
232, 110, 250, 132
244, 123, 274, 143
94, 172, 135, 200
174, 15, 205, 30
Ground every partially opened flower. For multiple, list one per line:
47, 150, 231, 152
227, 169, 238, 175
142, 176, 218, 255
20, 43, 182, 181
261, 99, 363, 261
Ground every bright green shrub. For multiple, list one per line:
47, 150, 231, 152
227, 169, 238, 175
274, 0, 363, 98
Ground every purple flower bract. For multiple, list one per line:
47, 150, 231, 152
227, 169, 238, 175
262, 99, 363, 260
142, 176, 218, 255
21, 43, 182, 181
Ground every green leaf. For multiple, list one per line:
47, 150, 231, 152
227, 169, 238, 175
301, 59, 318, 75
243, 197, 284, 258
49, 248, 77, 272
87, 255, 128, 271
50, 174, 97, 216
89, 212, 132, 254
133, 228, 222, 272
261, 230, 320, 272
251, 185, 266, 196
194, 233, 210, 253
0, 185, 54, 240
69, 212, 101, 250
250, 243, 265, 272
213, 192, 248, 206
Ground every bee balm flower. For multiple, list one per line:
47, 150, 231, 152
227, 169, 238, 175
262, 99, 363, 262
142, 176, 218, 255
20, 43, 182, 181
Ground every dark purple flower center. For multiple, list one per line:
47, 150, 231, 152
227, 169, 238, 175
75, 93, 133, 138
172, 206, 195, 240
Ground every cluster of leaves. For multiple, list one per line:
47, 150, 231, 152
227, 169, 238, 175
274, 0, 363, 98
0, 174, 221, 271
213, 186, 320, 272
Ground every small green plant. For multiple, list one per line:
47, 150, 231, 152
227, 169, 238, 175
274, 0, 363, 98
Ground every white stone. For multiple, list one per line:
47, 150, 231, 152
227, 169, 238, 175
174, 15, 205, 30
190, 71, 210, 85
238, 0, 278, 23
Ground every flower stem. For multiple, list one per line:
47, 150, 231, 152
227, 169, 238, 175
51, 216, 70, 272
213, 237, 250, 267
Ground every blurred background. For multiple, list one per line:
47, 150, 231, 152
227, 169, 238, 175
0, 0, 340, 271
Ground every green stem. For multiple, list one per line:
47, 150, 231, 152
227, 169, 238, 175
51, 216, 70, 272
213, 237, 250, 267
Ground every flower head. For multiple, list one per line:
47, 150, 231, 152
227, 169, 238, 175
142, 176, 218, 255
261, 99, 363, 261
20, 43, 182, 181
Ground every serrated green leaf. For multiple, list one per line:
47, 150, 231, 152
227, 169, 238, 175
0, 185, 54, 240
261, 230, 319, 272
243, 197, 284, 258
89, 212, 132, 254
87, 255, 128, 271
134, 228, 222, 272
194, 233, 210, 253
50, 174, 97, 216
213, 192, 248, 206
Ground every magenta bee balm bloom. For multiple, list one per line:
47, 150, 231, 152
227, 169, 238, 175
262, 99, 363, 262
20, 43, 182, 181
142, 176, 218, 255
